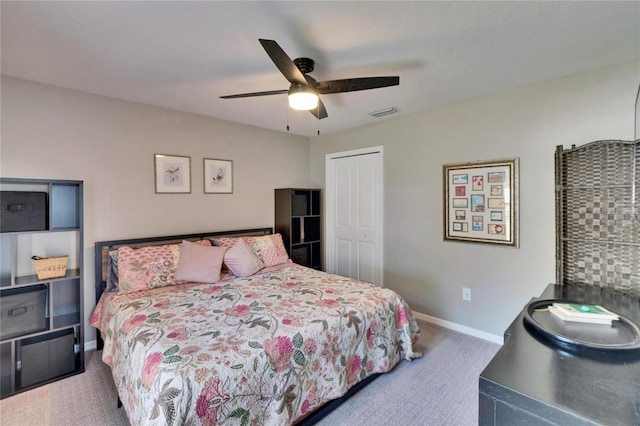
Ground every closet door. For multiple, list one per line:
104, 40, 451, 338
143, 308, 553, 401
326, 147, 383, 286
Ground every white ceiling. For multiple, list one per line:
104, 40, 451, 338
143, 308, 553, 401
2, 1, 639, 137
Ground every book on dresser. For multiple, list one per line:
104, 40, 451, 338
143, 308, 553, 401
549, 303, 619, 325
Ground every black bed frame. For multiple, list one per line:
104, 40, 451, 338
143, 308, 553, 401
93, 227, 380, 425
94, 227, 273, 308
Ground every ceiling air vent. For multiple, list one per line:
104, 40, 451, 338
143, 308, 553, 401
369, 107, 397, 118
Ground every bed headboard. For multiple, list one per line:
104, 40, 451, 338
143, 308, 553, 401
94, 227, 272, 304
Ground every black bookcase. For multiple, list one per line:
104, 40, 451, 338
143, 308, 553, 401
275, 188, 322, 270
0, 178, 84, 399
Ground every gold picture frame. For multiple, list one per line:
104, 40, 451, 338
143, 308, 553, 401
443, 158, 519, 247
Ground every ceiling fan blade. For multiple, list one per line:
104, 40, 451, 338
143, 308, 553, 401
259, 39, 307, 86
309, 98, 328, 120
220, 89, 288, 99
316, 76, 399, 94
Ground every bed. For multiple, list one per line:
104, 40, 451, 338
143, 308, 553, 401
91, 228, 421, 425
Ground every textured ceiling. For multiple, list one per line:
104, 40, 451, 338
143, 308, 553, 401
2, 1, 639, 137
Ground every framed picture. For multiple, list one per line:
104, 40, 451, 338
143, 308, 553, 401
204, 158, 233, 194
453, 198, 468, 208
470, 194, 485, 212
443, 158, 519, 247
154, 154, 191, 193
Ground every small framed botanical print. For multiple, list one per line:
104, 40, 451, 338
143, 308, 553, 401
154, 154, 191, 193
204, 158, 233, 194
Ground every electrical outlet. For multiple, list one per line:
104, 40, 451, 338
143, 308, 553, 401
462, 287, 471, 301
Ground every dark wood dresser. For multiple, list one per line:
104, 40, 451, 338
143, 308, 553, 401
479, 284, 640, 426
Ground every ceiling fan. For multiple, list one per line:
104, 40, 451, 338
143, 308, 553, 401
220, 39, 400, 119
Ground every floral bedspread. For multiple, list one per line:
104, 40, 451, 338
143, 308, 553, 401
90, 263, 421, 425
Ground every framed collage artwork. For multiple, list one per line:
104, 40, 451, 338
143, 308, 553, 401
443, 158, 519, 247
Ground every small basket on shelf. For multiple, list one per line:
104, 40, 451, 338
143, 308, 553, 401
32, 255, 69, 280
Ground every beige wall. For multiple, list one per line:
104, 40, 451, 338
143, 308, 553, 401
310, 61, 639, 337
1, 76, 310, 344
2, 60, 638, 344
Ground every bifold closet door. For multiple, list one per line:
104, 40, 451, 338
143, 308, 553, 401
326, 147, 383, 286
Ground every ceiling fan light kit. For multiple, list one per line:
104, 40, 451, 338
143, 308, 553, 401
288, 86, 319, 110
221, 39, 400, 122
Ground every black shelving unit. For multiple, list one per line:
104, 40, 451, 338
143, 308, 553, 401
275, 188, 322, 270
0, 178, 84, 398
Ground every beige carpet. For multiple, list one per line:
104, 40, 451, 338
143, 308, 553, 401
317, 322, 501, 425
0, 321, 500, 426
0, 349, 129, 426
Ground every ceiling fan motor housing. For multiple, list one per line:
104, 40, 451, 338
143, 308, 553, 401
293, 57, 315, 74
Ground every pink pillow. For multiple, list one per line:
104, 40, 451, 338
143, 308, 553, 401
217, 234, 289, 267
197, 239, 212, 247
117, 244, 181, 293
223, 239, 264, 277
245, 234, 289, 267
174, 240, 226, 283
215, 237, 240, 249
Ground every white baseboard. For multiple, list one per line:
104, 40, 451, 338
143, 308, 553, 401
85, 340, 97, 352
85, 314, 503, 351
412, 311, 504, 345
